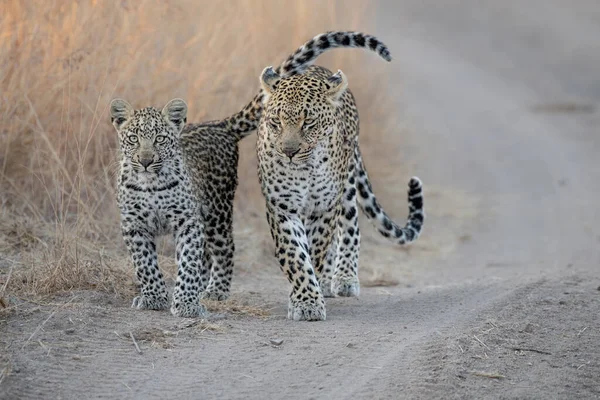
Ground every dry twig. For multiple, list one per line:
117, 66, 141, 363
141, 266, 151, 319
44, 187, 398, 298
471, 371, 505, 379
21, 296, 77, 350
577, 327, 588, 337
129, 332, 142, 354
473, 335, 490, 350
508, 347, 552, 356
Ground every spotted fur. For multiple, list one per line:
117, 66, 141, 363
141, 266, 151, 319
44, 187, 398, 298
257, 62, 425, 321
226, 31, 392, 136
111, 99, 238, 317
111, 31, 390, 317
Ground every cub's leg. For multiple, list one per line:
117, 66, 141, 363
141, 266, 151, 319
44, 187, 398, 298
306, 207, 340, 298
171, 218, 207, 317
122, 223, 169, 311
266, 206, 326, 321
332, 158, 361, 297
201, 211, 234, 301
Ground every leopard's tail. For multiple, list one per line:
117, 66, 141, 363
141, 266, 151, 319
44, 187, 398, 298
227, 31, 392, 140
276, 31, 391, 76
354, 146, 424, 245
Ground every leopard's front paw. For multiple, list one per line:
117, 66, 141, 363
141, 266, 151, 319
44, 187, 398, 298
319, 279, 335, 298
200, 289, 230, 301
131, 295, 169, 311
287, 293, 326, 321
170, 300, 207, 318
332, 275, 360, 297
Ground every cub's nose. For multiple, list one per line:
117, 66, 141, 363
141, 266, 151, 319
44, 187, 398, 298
282, 147, 300, 159
140, 158, 153, 169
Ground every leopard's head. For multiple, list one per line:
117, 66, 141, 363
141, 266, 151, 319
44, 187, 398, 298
110, 98, 187, 176
259, 66, 348, 165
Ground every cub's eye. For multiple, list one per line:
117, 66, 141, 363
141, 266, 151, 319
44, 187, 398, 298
155, 135, 167, 144
127, 135, 138, 144
268, 118, 281, 129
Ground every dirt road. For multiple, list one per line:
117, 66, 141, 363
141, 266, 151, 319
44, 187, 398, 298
2, 1, 599, 399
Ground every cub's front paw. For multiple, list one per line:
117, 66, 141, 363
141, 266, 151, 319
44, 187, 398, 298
131, 295, 169, 311
200, 288, 230, 301
170, 300, 207, 318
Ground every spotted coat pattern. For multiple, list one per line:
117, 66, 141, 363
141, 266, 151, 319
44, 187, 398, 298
110, 31, 390, 317
227, 31, 393, 135
111, 99, 245, 317
257, 64, 425, 321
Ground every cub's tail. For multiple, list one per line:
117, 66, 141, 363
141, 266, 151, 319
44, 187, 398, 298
354, 147, 424, 245
227, 31, 392, 139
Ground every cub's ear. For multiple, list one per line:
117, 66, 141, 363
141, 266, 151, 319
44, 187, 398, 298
260, 66, 281, 95
110, 99, 134, 131
326, 70, 348, 102
161, 98, 188, 132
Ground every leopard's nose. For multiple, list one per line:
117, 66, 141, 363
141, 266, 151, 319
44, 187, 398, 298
282, 147, 299, 158
140, 158, 153, 168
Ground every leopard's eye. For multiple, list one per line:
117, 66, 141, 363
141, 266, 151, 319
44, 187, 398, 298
155, 135, 167, 144
268, 118, 281, 129
127, 135, 138, 144
304, 118, 316, 126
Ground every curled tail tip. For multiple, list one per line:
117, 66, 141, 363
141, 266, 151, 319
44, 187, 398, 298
408, 176, 424, 221
409, 176, 422, 189
380, 48, 392, 62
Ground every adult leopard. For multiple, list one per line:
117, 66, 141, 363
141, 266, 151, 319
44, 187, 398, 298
110, 31, 392, 317
257, 63, 425, 321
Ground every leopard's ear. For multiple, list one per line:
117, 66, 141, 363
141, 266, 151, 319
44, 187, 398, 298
260, 66, 280, 95
110, 99, 134, 131
326, 69, 348, 102
161, 98, 188, 133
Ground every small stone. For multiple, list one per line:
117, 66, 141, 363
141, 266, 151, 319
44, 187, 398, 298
270, 338, 283, 346
65, 328, 76, 335
346, 342, 356, 348
596, 286, 600, 291
520, 323, 535, 333
559, 300, 567, 305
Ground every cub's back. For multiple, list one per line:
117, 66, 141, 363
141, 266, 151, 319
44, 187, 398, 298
180, 123, 240, 207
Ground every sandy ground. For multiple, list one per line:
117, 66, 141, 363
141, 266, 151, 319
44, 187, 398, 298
2, 1, 600, 399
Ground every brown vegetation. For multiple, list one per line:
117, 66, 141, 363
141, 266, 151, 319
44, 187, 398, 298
0, 1, 397, 305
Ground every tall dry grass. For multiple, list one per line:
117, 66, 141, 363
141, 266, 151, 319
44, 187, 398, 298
0, 0, 397, 304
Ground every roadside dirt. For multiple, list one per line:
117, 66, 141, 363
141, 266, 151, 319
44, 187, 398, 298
2, 1, 600, 399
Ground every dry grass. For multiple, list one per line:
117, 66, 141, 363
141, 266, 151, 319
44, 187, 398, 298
0, 0, 399, 305
203, 299, 271, 318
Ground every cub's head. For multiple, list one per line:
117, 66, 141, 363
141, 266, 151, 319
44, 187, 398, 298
110, 98, 187, 176
259, 66, 348, 165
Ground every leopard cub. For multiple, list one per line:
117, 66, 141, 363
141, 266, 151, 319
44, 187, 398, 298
111, 98, 246, 317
